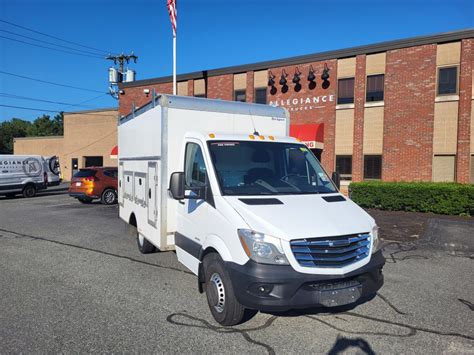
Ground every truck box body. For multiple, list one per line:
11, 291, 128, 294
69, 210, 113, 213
118, 95, 289, 251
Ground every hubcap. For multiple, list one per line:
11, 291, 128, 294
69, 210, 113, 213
209, 273, 225, 313
138, 234, 144, 247
105, 191, 114, 204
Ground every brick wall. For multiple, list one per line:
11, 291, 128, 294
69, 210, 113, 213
456, 38, 473, 183
207, 74, 233, 100
352, 55, 367, 182
118, 82, 173, 116
383, 44, 437, 181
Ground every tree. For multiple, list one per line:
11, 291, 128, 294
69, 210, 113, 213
0, 118, 31, 154
0, 112, 63, 154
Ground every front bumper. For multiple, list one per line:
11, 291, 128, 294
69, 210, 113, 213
225, 250, 385, 312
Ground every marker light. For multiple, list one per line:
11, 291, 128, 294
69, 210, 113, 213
249, 135, 255, 140
259, 135, 265, 140
208, 133, 215, 138
268, 136, 274, 140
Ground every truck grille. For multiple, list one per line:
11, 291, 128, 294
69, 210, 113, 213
290, 233, 371, 268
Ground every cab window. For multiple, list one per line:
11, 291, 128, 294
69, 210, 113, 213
185, 143, 207, 187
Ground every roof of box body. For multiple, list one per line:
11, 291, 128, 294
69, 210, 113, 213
120, 29, 474, 89
119, 94, 288, 124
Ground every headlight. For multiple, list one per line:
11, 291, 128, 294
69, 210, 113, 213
238, 229, 289, 265
371, 225, 380, 254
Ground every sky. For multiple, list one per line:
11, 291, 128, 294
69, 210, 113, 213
0, 0, 473, 122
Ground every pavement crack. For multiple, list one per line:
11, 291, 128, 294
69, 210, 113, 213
376, 292, 409, 315
458, 299, 474, 311
0, 227, 194, 276
382, 241, 428, 264
307, 312, 474, 341
166, 312, 277, 355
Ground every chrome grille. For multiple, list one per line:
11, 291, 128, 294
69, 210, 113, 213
290, 233, 371, 268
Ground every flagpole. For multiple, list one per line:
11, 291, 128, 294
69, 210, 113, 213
172, 34, 176, 95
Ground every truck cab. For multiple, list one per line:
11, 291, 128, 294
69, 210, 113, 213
169, 132, 384, 325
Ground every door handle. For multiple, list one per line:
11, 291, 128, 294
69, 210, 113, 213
148, 188, 151, 199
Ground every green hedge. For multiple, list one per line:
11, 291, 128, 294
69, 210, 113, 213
349, 181, 474, 216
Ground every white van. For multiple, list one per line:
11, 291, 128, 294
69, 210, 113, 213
44, 155, 62, 186
119, 95, 384, 325
0, 155, 48, 198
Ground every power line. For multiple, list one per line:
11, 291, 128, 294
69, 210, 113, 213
0, 29, 107, 57
0, 104, 117, 117
0, 70, 105, 93
0, 18, 114, 56
0, 35, 104, 59
0, 92, 102, 109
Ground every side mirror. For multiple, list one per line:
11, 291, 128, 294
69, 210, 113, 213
331, 171, 341, 190
169, 172, 185, 200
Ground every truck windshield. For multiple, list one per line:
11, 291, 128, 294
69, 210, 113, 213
208, 141, 337, 195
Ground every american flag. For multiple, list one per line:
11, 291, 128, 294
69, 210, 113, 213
167, 0, 177, 37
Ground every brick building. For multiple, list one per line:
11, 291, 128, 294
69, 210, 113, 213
14, 108, 118, 181
119, 29, 474, 184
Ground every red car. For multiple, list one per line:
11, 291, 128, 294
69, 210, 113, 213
68, 167, 118, 205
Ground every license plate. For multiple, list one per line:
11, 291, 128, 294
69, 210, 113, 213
75, 182, 81, 186
314, 281, 362, 307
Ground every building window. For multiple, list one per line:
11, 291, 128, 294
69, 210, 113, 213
366, 74, 384, 102
337, 78, 355, 104
432, 155, 456, 182
234, 89, 246, 102
254, 88, 267, 104
194, 94, 206, 98
364, 155, 382, 179
84, 156, 103, 168
437, 67, 458, 95
336, 155, 352, 180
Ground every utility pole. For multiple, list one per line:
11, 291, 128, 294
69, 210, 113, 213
106, 52, 138, 99
106, 52, 138, 73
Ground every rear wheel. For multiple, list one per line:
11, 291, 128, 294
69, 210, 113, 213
78, 197, 93, 204
22, 184, 36, 198
101, 188, 117, 205
203, 253, 246, 326
137, 232, 156, 254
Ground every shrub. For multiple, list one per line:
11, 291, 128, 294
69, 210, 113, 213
349, 181, 474, 216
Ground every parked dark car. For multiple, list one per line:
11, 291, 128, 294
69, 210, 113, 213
68, 167, 118, 205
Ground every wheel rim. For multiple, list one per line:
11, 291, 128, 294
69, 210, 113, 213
104, 190, 115, 204
138, 234, 144, 247
26, 187, 34, 197
209, 273, 225, 313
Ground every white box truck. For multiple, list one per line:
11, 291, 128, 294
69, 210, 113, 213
0, 155, 48, 198
119, 95, 384, 325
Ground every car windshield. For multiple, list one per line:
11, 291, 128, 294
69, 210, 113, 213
208, 141, 336, 196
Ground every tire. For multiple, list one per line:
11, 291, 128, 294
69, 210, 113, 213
203, 253, 246, 326
22, 184, 36, 198
78, 197, 93, 204
101, 188, 117, 205
137, 232, 156, 254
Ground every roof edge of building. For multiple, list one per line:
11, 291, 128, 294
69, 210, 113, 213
14, 135, 64, 141
64, 107, 118, 114
120, 28, 474, 89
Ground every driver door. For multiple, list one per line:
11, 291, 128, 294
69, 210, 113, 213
176, 140, 210, 273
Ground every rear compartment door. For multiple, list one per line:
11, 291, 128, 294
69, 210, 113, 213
147, 161, 159, 227
118, 162, 124, 206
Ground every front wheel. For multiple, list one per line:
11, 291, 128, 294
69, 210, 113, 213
203, 253, 246, 326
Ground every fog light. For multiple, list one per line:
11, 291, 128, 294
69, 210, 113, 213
248, 283, 274, 296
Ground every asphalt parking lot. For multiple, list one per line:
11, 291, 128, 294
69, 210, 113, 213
0, 185, 473, 354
